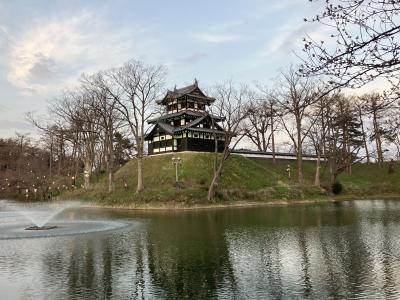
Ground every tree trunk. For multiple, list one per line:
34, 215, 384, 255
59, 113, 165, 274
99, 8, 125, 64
329, 129, 337, 185
373, 112, 383, 166
207, 154, 226, 201
270, 103, 276, 164
49, 138, 53, 179
84, 158, 92, 189
347, 144, 352, 175
261, 129, 267, 152
342, 125, 349, 173
84, 134, 96, 189
211, 114, 218, 174
136, 135, 144, 193
107, 131, 114, 193
57, 144, 62, 176
359, 110, 370, 164
108, 172, 114, 193
296, 119, 304, 184
314, 146, 321, 187
136, 156, 144, 193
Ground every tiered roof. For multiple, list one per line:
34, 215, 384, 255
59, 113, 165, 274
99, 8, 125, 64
145, 81, 224, 141
148, 110, 223, 124
145, 114, 224, 139
156, 80, 215, 106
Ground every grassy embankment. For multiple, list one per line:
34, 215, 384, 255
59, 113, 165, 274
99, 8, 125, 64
64, 152, 400, 208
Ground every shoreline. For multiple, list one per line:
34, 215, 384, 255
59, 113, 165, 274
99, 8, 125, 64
79, 194, 400, 212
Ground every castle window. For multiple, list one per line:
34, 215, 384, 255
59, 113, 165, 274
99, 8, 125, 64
161, 136, 165, 140
194, 134, 198, 138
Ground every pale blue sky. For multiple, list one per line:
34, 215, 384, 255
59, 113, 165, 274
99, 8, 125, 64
0, 0, 343, 137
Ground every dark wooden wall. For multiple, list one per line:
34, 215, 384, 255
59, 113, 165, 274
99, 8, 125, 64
147, 137, 225, 155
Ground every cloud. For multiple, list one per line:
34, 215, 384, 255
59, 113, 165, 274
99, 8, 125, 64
194, 32, 240, 43
268, 0, 306, 13
0, 24, 12, 50
242, 0, 305, 21
261, 22, 328, 58
347, 77, 392, 95
182, 52, 207, 63
5, 10, 153, 95
191, 19, 244, 45
0, 25, 8, 35
28, 54, 57, 80
0, 104, 9, 112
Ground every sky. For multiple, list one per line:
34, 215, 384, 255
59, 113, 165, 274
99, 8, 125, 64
0, 0, 384, 138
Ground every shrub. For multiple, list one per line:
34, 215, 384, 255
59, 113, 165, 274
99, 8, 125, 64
332, 182, 343, 195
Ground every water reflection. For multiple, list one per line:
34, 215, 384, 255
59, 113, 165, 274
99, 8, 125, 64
1, 201, 400, 299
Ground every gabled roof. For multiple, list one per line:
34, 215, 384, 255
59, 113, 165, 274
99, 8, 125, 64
156, 80, 215, 105
173, 82, 199, 95
186, 127, 224, 134
157, 122, 175, 134
148, 110, 223, 124
144, 114, 225, 140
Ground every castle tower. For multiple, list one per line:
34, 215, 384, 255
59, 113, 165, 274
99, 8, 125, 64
145, 80, 225, 155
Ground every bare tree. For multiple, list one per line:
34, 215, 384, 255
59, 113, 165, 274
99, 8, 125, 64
354, 97, 371, 164
326, 94, 364, 183
27, 112, 70, 179
256, 86, 280, 163
15, 133, 30, 180
208, 82, 250, 201
81, 72, 124, 192
388, 117, 400, 159
274, 66, 321, 184
243, 98, 271, 152
359, 93, 397, 166
106, 60, 166, 193
301, 1, 400, 94
46, 90, 101, 188
307, 94, 333, 186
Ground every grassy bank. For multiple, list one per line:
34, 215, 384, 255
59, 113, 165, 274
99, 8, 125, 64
254, 158, 400, 196
63, 152, 400, 208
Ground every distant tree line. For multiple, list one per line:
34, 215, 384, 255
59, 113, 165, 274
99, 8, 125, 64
0, 134, 60, 200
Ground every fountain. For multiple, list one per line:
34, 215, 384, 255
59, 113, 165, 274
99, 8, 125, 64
0, 200, 131, 239
0, 200, 77, 230
25, 225, 59, 230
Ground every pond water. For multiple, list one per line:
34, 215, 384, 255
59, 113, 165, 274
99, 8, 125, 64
1, 200, 400, 299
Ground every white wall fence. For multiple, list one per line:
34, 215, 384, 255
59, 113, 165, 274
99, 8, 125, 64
231, 150, 324, 161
